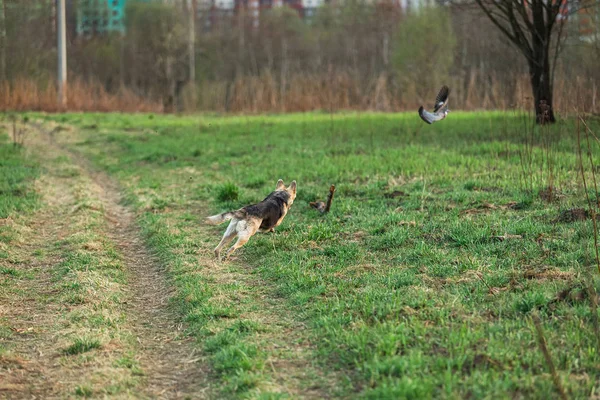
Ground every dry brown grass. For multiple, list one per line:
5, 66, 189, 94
0, 79, 162, 113
195, 70, 600, 114
2, 70, 598, 115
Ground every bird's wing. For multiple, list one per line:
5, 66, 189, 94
433, 85, 450, 113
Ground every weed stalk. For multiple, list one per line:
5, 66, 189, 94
576, 115, 600, 275
531, 312, 569, 400
577, 114, 600, 354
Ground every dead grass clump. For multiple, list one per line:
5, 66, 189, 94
384, 190, 407, 199
523, 266, 573, 281
554, 208, 590, 223
462, 354, 504, 374
538, 186, 563, 203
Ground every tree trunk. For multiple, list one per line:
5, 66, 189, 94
280, 36, 288, 112
528, 55, 555, 124
119, 35, 126, 89
382, 31, 389, 67
236, 8, 245, 77
165, 53, 175, 112
473, 0, 562, 124
529, 1, 556, 124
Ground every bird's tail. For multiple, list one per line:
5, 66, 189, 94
418, 106, 433, 124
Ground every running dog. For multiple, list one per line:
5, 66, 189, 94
206, 179, 297, 260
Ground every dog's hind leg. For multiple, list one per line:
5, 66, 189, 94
214, 220, 237, 260
225, 219, 260, 259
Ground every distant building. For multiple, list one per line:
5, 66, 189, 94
573, 4, 600, 42
76, 0, 508, 37
301, 0, 322, 21
76, 0, 163, 36
76, 0, 127, 36
544, 0, 599, 42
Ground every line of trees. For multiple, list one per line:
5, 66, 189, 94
1, 0, 600, 119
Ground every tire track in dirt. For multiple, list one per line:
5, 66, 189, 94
29, 123, 212, 399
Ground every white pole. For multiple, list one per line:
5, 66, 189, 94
57, 0, 67, 107
188, 0, 197, 109
188, 0, 196, 83
0, 0, 6, 82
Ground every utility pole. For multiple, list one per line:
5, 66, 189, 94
0, 0, 6, 82
57, 0, 67, 107
188, 0, 196, 105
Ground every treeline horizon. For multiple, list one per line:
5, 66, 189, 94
1, 0, 599, 114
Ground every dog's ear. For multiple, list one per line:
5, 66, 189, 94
276, 179, 285, 190
288, 180, 297, 195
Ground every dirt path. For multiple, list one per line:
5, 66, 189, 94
0, 123, 211, 398
55, 131, 211, 399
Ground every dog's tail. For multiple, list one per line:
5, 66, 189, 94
205, 211, 235, 225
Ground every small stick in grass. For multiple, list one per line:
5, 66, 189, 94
584, 278, 600, 355
324, 184, 335, 213
310, 184, 336, 214
532, 312, 569, 400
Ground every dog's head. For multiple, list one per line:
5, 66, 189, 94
276, 179, 297, 206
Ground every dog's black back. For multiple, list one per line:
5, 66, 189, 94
243, 191, 291, 231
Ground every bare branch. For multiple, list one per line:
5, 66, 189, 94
473, 0, 537, 64
511, 0, 534, 32
473, 0, 520, 45
550, 18, 567, 94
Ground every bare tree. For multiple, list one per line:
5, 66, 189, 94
471, 0, 592, 123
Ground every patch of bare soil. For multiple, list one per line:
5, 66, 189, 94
0, 123, 211, 399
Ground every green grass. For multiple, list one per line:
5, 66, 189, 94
36, 111, 600, 398
74, 385, 94, 397
63, 337, 102, 355
115, 355, 144, 375
0, 133, 38, 219
217, 182, 241, 202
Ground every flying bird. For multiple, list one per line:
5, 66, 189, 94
418, 85, 450, 124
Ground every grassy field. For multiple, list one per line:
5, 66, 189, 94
5, 110, 600, 398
